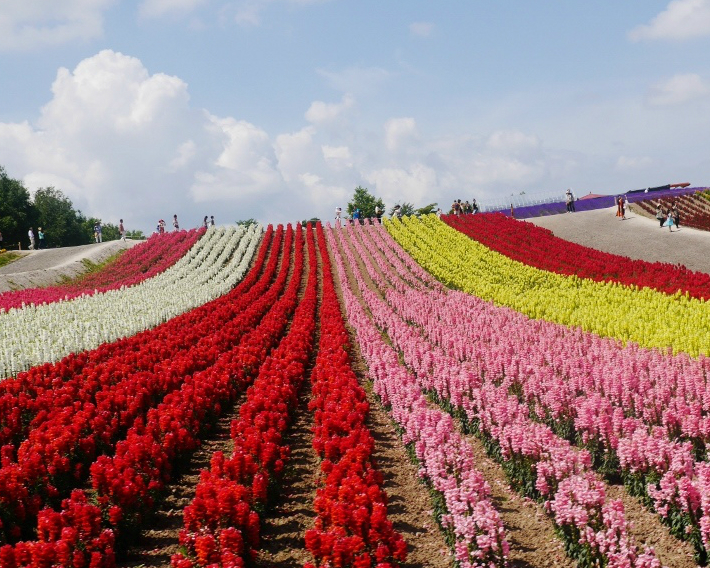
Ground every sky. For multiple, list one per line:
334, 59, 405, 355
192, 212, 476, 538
1, 0, 710, 233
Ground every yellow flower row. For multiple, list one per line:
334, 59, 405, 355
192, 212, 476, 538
384, 214, 710, 357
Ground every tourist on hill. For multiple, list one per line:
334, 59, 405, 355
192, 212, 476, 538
655, 205, 664, 227
38, 227, 45, 249
28, 227, 35, 250
565, 189, 575, 212
210, 215, 215, 227
119, 219, 126, 241
673, 206, 680, 229
472, 198, 479, 214
203, 216, 209, 229
335, 207, 342, 226
664, 210, 675, 232
616, 196, 626, 220
173, 214, 179, 231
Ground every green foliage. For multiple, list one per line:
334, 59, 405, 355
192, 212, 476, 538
0, 167, 36, 247
125, 229, 145, 240
0, 252, 22, 268
416, 202, 438, 216
346, 186, 385, 220
236, 218, 258, 227
300, 218, 320, 226
389, 202, 415, 217
33, 187, 91, 247
101, 223, 120, 241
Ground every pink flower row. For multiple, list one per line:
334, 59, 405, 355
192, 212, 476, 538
326, 224, 510, 568
0, 228, 205, 312
341, 222, 660, 567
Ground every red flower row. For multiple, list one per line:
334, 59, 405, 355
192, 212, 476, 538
173, 224, 318, 567
0, 225, 286, 545
304, 224, 407, 568
443, 212, 710, 300
0, 226, 269, 452
0, 225, 307, 566
0, 228, 205, 312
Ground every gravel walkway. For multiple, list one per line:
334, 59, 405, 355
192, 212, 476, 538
528, 207, 710, 275
0, 240, 140, 292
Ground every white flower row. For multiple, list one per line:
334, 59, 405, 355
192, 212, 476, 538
0, 224, 262, 379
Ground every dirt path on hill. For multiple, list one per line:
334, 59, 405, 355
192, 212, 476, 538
0, 240, 140, 292
528, 207, 710, 274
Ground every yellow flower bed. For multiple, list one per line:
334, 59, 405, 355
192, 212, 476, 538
385, 214, 710, 357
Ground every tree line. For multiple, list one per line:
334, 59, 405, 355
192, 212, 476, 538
0, 166, 141, 250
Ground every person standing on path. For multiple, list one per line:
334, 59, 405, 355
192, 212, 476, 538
38, 227, 45, 249
28, 227, 35, 250
656, 205, 665, 227
203, 216, 209, 228
119, 219, 126, 241
664, 210, 675, 232
565, 189, 575, 212
173, 215, 179, 231
335, 207, 342, 226
672, 206, 680, 229
616, 196, 626, 220
210, 215, 215, 227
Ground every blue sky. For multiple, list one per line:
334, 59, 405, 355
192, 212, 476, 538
1, 0, 710, 232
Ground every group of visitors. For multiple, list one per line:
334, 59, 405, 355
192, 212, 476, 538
334, 206, 385, 226
655, 202, 681, 232
203, 215, 215, 228
451, 199, 479, 215
616, 196, 629, 220
26, 227, 46, 249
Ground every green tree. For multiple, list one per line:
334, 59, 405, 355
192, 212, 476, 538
346, 186, 385, 220
125, 229, 145, 240
101, 223, 120, 241
236, 218, 258, 227
0, 166, 36, 248
389, 202, 416, 217
416, 203, 438, 216
33, 187, 91, 247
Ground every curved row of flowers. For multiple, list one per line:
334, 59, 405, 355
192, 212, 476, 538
0, 228, 205, 312
0, 225, 287, 547
303, 223, 407, 567
443, 213, 710, 300
385, 214, 710, 357
173, 223, 316, 567
325, 224, 510, 567
0, 224, 299, 566
0, 224, 261, 378
337, 221, 663, 568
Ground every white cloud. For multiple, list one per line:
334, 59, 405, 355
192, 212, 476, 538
629, 0, 710, 41
486, 130, 541, 153
647, 73, 710, 105
366, 163, 437, 206
0, 0, 114, 51
139, 0, 208, 19
384, 117, 418, 152
305, 94, 355, 124
409, 21, 434, 37
616, 156, 653, 170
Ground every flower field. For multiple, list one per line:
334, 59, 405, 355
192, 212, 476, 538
1, 212, 709, 568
